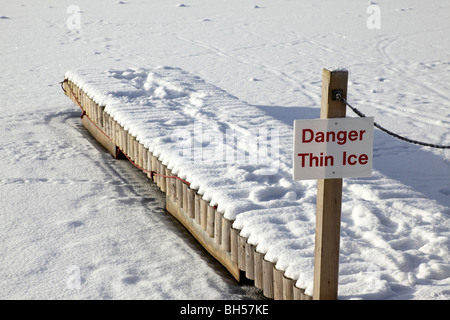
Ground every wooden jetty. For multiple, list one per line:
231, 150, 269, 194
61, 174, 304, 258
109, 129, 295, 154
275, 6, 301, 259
62, 77, 312, 300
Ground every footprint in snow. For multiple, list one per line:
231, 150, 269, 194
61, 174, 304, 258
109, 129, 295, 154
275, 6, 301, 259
67, 220, 84, 228
122, 276, 141, 285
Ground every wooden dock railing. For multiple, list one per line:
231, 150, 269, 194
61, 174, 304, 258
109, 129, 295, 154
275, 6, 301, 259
63, 77, 312, 300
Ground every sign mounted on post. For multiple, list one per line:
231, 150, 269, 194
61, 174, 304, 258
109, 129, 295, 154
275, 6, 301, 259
293, 117, 374, 180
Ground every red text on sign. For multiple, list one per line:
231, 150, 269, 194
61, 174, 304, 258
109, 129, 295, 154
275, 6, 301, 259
302, 129, 366, 145
297, 153, 334, 167
342, 152, 368, 166
297, 152, 369, 168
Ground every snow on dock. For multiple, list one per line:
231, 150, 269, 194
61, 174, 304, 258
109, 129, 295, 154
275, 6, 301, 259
63, 66, 311, 299
63, 66, 450, 300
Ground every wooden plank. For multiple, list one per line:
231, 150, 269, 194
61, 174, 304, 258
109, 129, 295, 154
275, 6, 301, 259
129, 135, 136, 162
167, 168, 177, 200
118, 123, 123, 154
313, 68, 347, 300
114, 120, 120, 148
84, 92, 89, 118
133, 137, 138, 163
282, 275, 295, 300
206, 205, 215, 238
293, 286, 312, 300
118, 123, 123, 155
91, 98, 96, 123
121, 129, 126, 156
135, 139, 139, 165
160, 163, 167, 193
146, 150, 153, 179
89, 97, 94, 123
182, 183, 188, 212
151, 156, 159, 187
142, 145, 148, 174
293, 286, 302, 300
230, 227, 239, 263
137, 142, 143, 168
273, 268, 284, 300
221, 217, 232, 253
98, 105, 105, 130
194, 193, 201, 225
237, 235, 246, 271
254, 251, 264, 289
214, 210, 222, 245
245, 243, 255, 280
122, 129, 128, 156
262, 259, 274, 299
187, 187, 195, 219
155, 157, 160, 187
92, 100, 97, 125
110, 117, 115, 145
200, 198, 208, 231
97, 103, 102, 127
176, 178, 183, 209
103, 111, 109, 137
165, 166, 171, 195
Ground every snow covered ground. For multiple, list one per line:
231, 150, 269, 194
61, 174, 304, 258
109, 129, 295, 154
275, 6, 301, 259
1, 0, 450, 300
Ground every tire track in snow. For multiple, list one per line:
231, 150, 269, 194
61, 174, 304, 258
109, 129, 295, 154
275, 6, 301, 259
173, 34, 320, 107
376, 36, 450, 127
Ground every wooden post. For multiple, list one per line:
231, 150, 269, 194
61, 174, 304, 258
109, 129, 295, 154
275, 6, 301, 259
206, 205, 215, 238
160, 163, 167, 193
147, 150, 153, 179
142, 145, 147, 173
313, 68, 348, 300
182, 183, 188, 212
167, 168, 176, 200
176, 178, 183, 209
283, 275, 295, 300
230, 227, 239, 263
221, 217, 232, 252
104, 112, 109, 137
262, 259, 274, 299
245, 243, 255, 280
214, 210, 222, 244
187, 187, 195, 219
237, 235, 246, 271
138, 143, 144, 168
254, 251, 264, 289
273, 268, 284, 300
194, 193, 201, 225
294, 286, 312, 300
134, 138, 139, 165
200, 198, 208, 231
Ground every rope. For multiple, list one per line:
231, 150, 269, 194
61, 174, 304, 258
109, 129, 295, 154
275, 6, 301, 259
61, 79, 191, 186
336, 93, 450, 149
